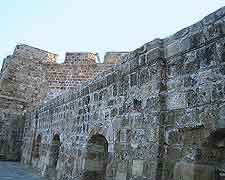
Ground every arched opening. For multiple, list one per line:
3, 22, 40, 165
83, 134, 108, 180
49, 134, 60, 168
34, 134, 41, 159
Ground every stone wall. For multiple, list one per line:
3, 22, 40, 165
104, 52, 129, 64
13, 44, 58, 64
162, 7, 225, 180
0, 45, 121, 161
0, 96, 26, 160
22, 41, 165, 180
21, 6, 225, 180
0, 54, 49, 160
45, 62, 113, 100
64, 52, 97, 64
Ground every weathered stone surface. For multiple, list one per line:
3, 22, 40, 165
1, 6, 225, 180
0, 46, 122, 161
174, 161, 217, 180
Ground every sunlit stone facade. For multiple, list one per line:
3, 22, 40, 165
1, 6, 225, 180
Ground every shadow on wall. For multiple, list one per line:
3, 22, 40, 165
82, 134, 108, 180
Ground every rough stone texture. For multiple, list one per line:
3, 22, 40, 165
104, 52, 129, 64
13, 44, 58, 63
1, 6, 225, 180
0, 44, 122, 161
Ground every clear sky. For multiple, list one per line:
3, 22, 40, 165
0, 0, 225, 66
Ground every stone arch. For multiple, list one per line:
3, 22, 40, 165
49, 134, 60, 168
88, 121, 116, 143
83, 134, 108, 180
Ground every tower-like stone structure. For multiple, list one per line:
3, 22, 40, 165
0, 44, 54, 160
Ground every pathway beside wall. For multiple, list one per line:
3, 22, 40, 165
0, 161, 47, 180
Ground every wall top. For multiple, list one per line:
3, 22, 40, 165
13, 44, 58, 64
64, 52, 97, 64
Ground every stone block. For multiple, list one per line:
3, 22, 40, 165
197, 86, 211, 106
146, 48, 163, 65
132, 160, 144, 176
180, 35, 191, 53
116, 172, 127, 180
174, 161, 217, 180
130, 73, 138, 87
183, 52, 200, 74
139, 68, 149, 86
139, 54, 146, 66
129, 57, 139, 72
185, 89, 198, 107
190, 31, 205, 49
167, 92, 186, 110
165, 41, 179, 58
174, 27, 189, 40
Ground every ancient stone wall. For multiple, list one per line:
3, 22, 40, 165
162, 8, 225, 179
21, 39, 165, 180
0, 54, 49, 160
21, 6, 225, 180
0, 45, 120, 161
0, 96, 26, 160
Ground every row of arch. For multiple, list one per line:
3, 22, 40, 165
31, 133, 109, 180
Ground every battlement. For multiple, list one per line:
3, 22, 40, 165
13, 44, 58, 63
64, 52, 97, 64
11, 44, 129, 65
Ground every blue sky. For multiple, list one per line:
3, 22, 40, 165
0, 0, 225, 66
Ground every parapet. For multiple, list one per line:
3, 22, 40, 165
104, 52, 129, 64
13, 44, 58, 63
64, 52, 97, 64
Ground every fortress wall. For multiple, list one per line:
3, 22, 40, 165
21, 6, 225, 180
162, 7, 225, 180
22, 65, 164, 180
22, 27, 166, 180
0, 45, 120, 161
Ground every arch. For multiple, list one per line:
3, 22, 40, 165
88, 124, 113, 144
49, 134, 60, 168
83, 134, 108, 180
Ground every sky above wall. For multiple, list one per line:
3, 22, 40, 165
0, 0, 225, 66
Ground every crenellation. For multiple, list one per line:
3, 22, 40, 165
13, 44, 58, 64
64, 52, 97, 65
